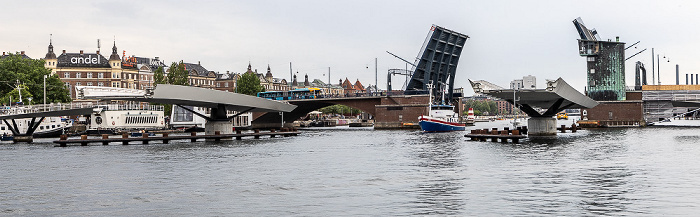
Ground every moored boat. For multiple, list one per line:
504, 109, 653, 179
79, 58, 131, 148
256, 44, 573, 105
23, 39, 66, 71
418, 83, 466, 132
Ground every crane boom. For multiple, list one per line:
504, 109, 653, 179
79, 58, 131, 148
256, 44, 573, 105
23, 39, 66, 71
386, 51, 417, 67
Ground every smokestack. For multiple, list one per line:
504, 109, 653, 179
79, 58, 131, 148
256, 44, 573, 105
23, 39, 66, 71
686, 74, 689, 85
676, 64, 679, 85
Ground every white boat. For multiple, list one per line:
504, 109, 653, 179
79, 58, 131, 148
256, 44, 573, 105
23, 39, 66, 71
0, 116, 72, 138
87, 104, 166, 134
650, 118, 700, 127
418, 83, 465, 132
648, 108, 700, 127
170, 105, 252, 132
0, 106, 73, 138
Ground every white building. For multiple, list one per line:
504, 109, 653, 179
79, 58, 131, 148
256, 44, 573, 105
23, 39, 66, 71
510, 75, 536, 90
522, 75, 536, 89
510, 79, 523, 90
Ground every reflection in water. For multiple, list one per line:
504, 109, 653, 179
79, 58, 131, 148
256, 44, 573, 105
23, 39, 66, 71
407, 132, 466, 215
578, 166, 633, 215
3, 123, 700, 216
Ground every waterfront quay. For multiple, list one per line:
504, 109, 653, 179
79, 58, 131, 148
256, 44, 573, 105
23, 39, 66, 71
2, 122, 700, 216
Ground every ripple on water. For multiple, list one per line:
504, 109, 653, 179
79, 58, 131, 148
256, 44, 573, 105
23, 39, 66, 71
2, 125, 700, 216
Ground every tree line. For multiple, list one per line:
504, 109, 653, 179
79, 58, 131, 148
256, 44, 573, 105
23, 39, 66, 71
463, 100, 499, 116
0, 53, 71, 105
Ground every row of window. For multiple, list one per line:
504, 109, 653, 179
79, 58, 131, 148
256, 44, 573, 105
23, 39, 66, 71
63, 72, 105, 79
65, 82, 105, 87
62, 72, 155, 81
216, 82, 231, 88
125, 116, 159, 124
1, 124, 58, 131
189, 79, 215, 86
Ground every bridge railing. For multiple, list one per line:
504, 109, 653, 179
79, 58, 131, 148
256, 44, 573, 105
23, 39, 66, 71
315, 91, 387, 99
0, 102, 98, 115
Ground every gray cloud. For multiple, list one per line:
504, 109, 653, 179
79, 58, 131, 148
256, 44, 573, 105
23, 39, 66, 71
1, 0, 697, 95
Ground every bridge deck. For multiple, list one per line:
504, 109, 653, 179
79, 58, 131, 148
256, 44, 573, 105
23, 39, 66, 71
0, 107, 93, 119
473, 78, 598, 117
79, 84, 296, 113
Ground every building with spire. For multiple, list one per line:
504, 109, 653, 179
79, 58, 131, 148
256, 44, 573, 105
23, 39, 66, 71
46, 39, 140, 100
244, 63, 288, 92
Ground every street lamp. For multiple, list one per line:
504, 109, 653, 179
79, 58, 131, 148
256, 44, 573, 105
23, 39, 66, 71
43, 74, 47, 111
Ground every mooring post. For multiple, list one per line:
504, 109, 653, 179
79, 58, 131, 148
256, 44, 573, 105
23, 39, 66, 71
163, 133, 169, 144
191, 132, 197, 142
270, 128, 276, 138
236, 130, 242, 140
102, 134, 109, 145
215, 131, 221, 142
142, 132, 149, 144
571, 123, 577, 133
121, 133, 129, 145
80, 135, 88, 146
254, 129, 260, 139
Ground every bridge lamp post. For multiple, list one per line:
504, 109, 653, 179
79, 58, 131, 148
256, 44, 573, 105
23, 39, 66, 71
43, 75, 47, 111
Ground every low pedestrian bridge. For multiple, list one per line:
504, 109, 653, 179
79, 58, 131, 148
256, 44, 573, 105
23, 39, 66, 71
471, 78, 598, 136
81, 85, 297, 137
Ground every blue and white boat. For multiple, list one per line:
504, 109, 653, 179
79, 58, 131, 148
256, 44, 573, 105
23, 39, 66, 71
418, 83, 466, 132
419, 105, 466, 132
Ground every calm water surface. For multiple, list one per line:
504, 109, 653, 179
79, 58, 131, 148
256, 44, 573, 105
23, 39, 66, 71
2, 120, 700, 216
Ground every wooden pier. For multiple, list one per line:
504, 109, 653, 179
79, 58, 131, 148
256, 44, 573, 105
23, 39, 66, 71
53, 128, 300, 147
557, 124, 579, 133
465, 127, 527, 143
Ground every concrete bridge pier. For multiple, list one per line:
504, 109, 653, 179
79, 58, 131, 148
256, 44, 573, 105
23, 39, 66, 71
204, 105, 234, 141
527, 117, 557, 136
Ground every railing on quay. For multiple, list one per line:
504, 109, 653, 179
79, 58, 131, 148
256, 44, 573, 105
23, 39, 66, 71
0, 102, 164, 115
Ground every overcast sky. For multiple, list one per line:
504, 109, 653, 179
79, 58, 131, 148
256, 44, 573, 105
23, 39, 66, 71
2, 0, 698, 95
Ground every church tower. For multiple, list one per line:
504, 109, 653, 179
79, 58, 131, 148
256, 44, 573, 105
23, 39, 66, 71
44, 36, 57, 73
109, 41, 121, 69
265, 64, 273, 82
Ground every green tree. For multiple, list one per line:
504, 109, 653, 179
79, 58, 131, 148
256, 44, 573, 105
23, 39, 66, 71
167, 61, 189, 85
463, 100, 497, 116
0, 84, 33, 105
0, 52, 71, 105
153, 66, 165, 87
318, 104, 361, 116
237, 71, 265, 96
156, 61, 190, 116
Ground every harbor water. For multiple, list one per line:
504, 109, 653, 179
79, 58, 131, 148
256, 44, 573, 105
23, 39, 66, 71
2, 120, 700, 216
